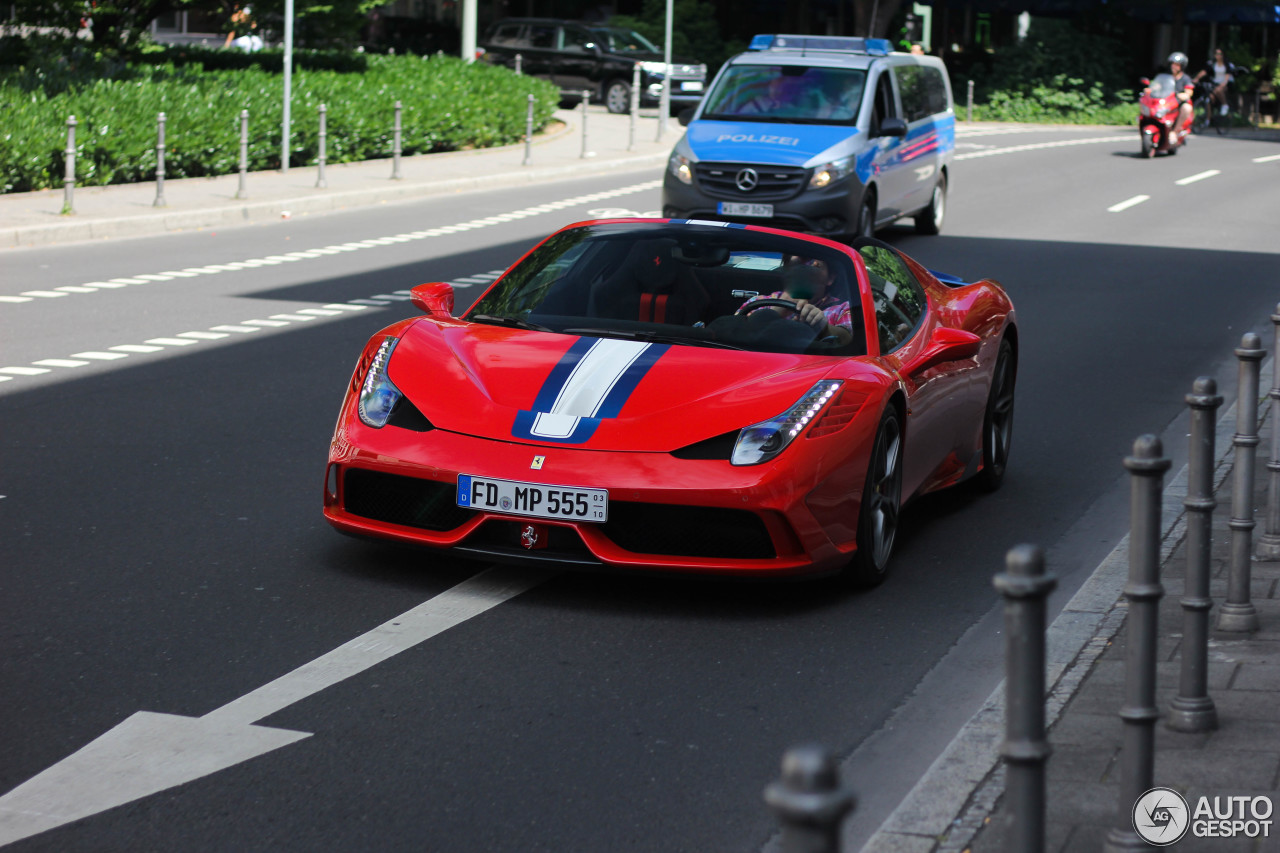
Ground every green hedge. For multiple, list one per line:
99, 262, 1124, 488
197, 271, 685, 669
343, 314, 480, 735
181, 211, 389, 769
0, 52, 559, 193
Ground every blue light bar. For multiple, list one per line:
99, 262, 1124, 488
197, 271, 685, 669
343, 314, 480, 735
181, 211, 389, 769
746, 35, 894, 56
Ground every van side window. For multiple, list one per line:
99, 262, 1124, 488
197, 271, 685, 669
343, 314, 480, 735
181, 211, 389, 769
897, 65, 948, 122
858, 244, 926, 353
870, 73, 897, 136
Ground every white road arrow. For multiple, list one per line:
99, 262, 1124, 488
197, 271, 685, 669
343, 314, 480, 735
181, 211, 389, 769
0, 567, 551, 846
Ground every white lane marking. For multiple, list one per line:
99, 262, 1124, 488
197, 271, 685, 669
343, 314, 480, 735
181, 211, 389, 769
209, 325, 260, 333
146, 338, 200, 346
0, 296, 33, 303
56, 286, 99, 293
134, 274, 174, 281
1253, 154, 1280, 163
157, 271, 201, 278
82, 281, 130, 289
0, 366, 51, 375
241, 319, 290, 327
296, 308, 342, 316
33, 358, 90, 368
1175, 169, 1221, 186
111, 344, 164, 353
270, 313, 317, 321
322, 303, 368, 312
108, 278, 148, 285
71, 351, 129, 360
0, 568, 551, 848
20, 290, 68, 298
350, 299, 390, 306
372, 293, 411, 301
954, 135, 1132, 161
0, 376, 11, 382
178, 331, 231, 340
1108, 194, 1151, 213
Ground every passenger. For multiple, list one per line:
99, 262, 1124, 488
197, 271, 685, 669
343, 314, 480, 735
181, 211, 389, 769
740, 255, 854, 345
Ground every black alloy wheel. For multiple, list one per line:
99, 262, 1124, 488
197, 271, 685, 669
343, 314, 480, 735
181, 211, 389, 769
849, 406, 903, 586
975, 337, 1016, 492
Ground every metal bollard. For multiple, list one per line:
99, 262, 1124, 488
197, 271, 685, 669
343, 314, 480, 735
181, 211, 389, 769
764, 744, 855, 853
62, 115, 77, 215
153, 112, 167, 208
580, 90, 593, 158
1257, 305, 1280, 559
628, 62, 640, 151
514, 53, 522, 75
1219, 333, 1264, 632
994, 544, 1056, 853
1168, 377, 1222, 732
967, 79, 974, 122
316, 103, 328, 189
236, 110, 249, 200
1103, 435, 1171, 853
391, 100, 403, 180
523, 94, 534, 166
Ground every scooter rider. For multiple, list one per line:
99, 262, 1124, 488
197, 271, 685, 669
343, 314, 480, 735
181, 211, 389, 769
1165, 52, 1196, 134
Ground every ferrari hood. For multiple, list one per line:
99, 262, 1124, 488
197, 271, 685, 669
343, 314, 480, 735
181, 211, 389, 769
388, 321, 844, 452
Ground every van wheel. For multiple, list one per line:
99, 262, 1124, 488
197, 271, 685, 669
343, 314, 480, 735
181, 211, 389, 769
914, 176, 946, 235
604, 80, 630, 114
856, 192, 877, 240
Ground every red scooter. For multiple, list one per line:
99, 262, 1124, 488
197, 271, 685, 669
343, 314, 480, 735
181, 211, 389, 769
1138, 73, 1193, 157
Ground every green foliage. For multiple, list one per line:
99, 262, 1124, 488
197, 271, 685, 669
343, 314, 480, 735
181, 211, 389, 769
973, 74, 1134, 125
0, 53, 559, 193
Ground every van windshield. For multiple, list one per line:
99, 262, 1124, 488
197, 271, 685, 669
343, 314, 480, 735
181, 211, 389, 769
700, 65, 867, 125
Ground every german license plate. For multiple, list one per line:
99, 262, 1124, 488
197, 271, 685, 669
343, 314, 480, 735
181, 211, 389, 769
457, 474, 608, 522
718, 202, 773, 218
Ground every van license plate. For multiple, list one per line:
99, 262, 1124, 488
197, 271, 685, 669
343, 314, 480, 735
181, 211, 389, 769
457, 474, 608, 522
718, 202, 773, 218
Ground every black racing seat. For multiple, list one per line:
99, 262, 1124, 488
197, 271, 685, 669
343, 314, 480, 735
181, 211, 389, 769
589, 238, 710, 325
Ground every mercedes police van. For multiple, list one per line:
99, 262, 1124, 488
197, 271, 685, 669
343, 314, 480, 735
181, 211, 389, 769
662, 35, 955, 239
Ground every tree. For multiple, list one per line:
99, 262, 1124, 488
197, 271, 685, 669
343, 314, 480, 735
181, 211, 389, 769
852, 0, 908, 39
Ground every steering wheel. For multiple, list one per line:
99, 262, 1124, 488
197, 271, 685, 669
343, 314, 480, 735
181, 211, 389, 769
735, 298, 799, 316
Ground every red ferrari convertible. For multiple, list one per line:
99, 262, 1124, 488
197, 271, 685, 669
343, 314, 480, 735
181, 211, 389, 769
324, 219, 1016, 583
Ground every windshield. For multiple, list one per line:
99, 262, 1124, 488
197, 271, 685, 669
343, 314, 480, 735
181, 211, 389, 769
1147, 73, 1178, 98
701, 65, 867, 124
590, 27, 660, 53
467, 223, 865, 356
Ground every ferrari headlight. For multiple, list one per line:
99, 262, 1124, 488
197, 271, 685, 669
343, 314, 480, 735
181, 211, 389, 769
732, 381, 843, 466
809, 156, 854, 189
668, 152, 693, 185
357, 337, 402, 428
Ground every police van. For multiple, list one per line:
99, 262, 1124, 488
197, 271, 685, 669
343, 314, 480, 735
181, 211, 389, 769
662, 35, 955, 239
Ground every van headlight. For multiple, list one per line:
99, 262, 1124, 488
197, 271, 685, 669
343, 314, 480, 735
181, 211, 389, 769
732, 381, 842, 465
668, 152, 693, 185
809, 156, 855, 189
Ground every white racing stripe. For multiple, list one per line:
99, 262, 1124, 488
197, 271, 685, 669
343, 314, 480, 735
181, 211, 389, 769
532, 339, 650, 439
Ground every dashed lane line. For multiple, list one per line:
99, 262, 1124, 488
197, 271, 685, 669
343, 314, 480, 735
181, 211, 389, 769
1108, 195, 1151, 213
1175, 169, 1221, 186
2, 180, 663, 308
1253, 154, 1280, 163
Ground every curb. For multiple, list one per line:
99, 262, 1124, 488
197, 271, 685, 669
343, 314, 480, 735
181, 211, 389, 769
859, 360, 1269, 853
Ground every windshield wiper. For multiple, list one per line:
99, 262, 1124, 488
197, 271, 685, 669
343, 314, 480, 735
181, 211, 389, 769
563, 328, 743, 350
469, 314, 553, 332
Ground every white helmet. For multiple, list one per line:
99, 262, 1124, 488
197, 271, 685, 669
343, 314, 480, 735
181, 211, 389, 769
1168, 51, 1189, 68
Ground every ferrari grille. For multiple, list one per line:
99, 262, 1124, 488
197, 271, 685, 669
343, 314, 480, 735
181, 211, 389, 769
342, 468, 475, 531
602, 503, 775, 559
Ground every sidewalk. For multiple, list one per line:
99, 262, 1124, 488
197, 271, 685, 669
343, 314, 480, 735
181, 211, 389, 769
0, 105, 678, 249
868, 380, 1280, 852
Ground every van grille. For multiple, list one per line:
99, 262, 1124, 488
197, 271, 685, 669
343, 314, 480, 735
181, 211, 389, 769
694, 163, 808, 201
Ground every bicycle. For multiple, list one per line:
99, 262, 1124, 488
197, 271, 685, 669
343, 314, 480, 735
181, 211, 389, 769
1192, 80, 1216, 134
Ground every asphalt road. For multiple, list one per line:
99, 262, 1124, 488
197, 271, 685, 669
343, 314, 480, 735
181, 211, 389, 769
2, 125, 1279, 852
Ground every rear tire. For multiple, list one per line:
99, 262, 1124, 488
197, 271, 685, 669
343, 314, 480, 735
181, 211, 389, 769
974, 338, 1016, 492
848, 407, 903, 587
914, 175, 946, 235
604, 80, 630, 114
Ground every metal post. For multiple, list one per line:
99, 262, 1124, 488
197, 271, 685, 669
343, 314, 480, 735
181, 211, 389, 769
1103, 435, 1171, 853
1220, 333, 1264, 632
657, 0, 672, 139
993, 544, 1056, 853
1168, 377, 1222, 732
967, 79, 974, 122
628, 62, 640, 151
580, 90, 592, 159
282, 0, 293, 173
236, 109, 249, 200
61, 115, 76, 215
316, 103, 328, 189
514, 52, 522, 75
1257, 305, 1280, 558
153, 112, 167, 208
391, 100, 403, 180
523, 94, 534, 166
764, 744, 855, 853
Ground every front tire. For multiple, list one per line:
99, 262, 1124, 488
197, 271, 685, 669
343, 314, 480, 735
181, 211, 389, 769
848, 407, 903, 587
974, 338, 1016, 492
855, 191, 877, 240
604, 80, 631, 114
914, 175, 946, 235
1141, 130, 1155, 158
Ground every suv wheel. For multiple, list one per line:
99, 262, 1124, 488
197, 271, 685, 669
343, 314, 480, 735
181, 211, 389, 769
605, 80, 631, 114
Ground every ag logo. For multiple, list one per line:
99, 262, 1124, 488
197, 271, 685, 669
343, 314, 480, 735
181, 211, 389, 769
1133, 787, 1190, 845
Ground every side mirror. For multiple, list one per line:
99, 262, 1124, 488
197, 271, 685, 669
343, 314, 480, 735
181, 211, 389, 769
902, 327, 981, 375
879, 117, 908, 138
409, 282, 454, 317
1140, 77, 1151, 86
678, 107, 695, 127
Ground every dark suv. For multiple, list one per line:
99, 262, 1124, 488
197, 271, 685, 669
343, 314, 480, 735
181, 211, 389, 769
478, 18, 707, 113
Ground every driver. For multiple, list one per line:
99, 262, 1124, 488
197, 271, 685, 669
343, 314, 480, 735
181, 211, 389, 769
740, 255, 854, 345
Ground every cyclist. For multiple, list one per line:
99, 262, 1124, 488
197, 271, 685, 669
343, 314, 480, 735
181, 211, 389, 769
1195, 48, 1236, 120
